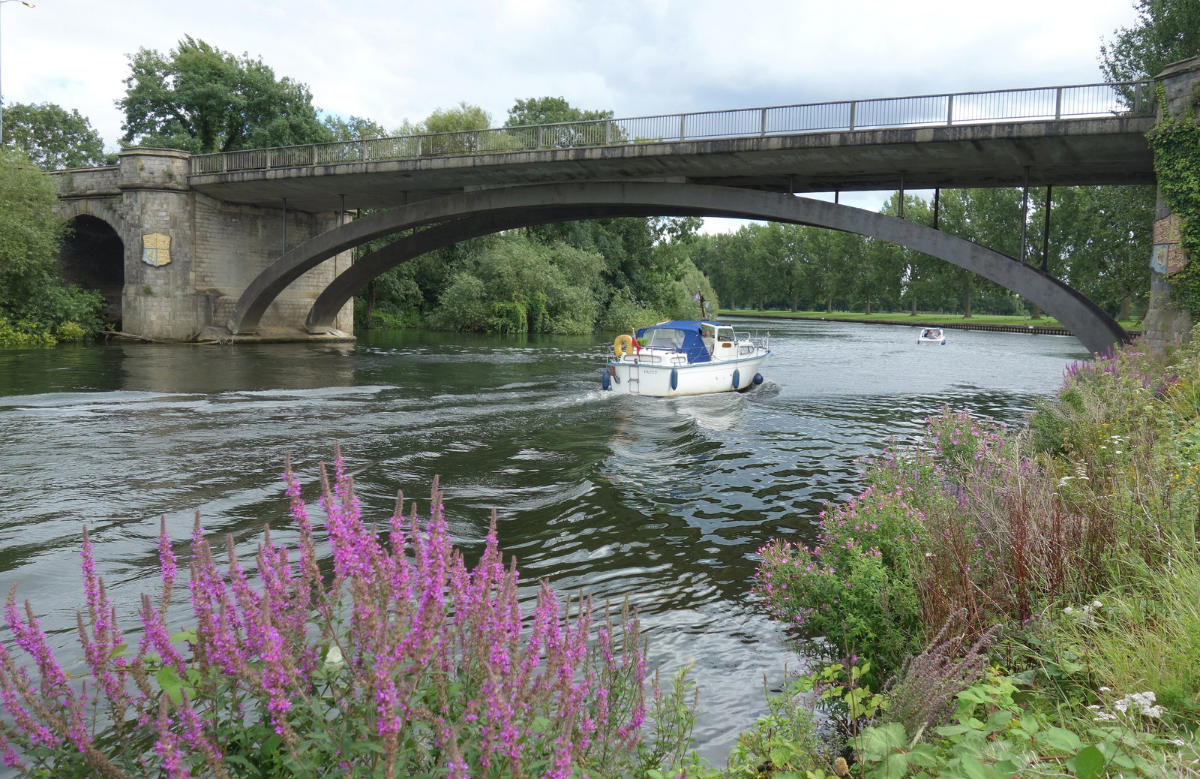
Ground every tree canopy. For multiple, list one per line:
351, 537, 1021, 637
1, 103, 107, 170
1100, 0, 1200, 81
689, 185, 1151, 322
117, 36, 330, 153
0, 148, 104, 344
504, 97, 613, 127
424, 102, 492, 135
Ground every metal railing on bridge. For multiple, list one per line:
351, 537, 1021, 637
189, 81, 1155, 176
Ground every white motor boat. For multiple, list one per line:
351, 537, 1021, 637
917, 327, 946, 345
601, 320, 769, 397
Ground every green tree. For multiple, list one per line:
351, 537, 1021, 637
505, 96, 612, 127
117, 36, 330, 153
932, 188, 1030, 317
806, 228, 860, 313
504, 96, 618, 148
428, 234, 606, 334
1037, 185, 1154, 319
2, 103, 107, 170
425, 102, 491, 134
322, 115, 391, 141
421, 102, 493, 154
0, 148, 103, 344
1100, 0, 1200, 82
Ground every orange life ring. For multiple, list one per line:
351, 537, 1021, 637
613, 334, 635, 357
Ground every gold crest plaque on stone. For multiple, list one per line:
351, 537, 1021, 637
1150, 214, 1187, 275
142, 233, 172, 267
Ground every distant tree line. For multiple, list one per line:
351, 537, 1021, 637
693, 186, 1153, 321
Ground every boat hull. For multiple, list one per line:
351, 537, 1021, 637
602, 352, 769, 397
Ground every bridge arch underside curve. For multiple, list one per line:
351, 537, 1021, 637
61, 214, 125, 325
230, 183, 1127, 355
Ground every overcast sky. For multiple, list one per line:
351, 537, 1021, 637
2, 0, 1142, 223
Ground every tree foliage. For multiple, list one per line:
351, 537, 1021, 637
321, 114, 391, 142
1038, 186, 1154, 319
504, 96, 613, 127
424, 102, 491, 135
1100, 0, 1200, 82
0, 149, 103, 344
117, 36, 330, 153
1, 102, 107, 170
691, 186, 1151, 320
504, 96, 622, 148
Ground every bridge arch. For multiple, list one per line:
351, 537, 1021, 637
60, 214, 125, 326
229, 183, 1127, 354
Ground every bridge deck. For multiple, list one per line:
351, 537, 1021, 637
188, 116, 1155, 213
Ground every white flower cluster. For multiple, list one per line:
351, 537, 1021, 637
1062, 599, 1103, 628
1090, 689, 1165, 721
1097, 434, 1126, 456
1057, 461, 1091, 488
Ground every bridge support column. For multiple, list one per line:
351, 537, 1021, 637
1143, 55, 1200, 350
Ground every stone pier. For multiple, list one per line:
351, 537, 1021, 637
53, 148, 353, 342
1142, 55, 1200, 350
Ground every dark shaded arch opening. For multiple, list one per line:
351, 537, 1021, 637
60, 215, 123, 327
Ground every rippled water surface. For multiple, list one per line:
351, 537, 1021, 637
0, 319, 1088, 761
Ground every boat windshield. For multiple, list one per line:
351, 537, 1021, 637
644, 328, 686, 350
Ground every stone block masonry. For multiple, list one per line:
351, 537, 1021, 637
52, 149, 353, 342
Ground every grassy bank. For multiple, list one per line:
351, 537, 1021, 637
719, 309, 1144, 333
743, 329, 1200, 778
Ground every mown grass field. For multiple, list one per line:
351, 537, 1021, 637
719, 309, 1144, 332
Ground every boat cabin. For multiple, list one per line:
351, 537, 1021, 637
635, 320, 741, 363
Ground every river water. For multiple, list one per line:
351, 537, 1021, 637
0, 318, 1087, 763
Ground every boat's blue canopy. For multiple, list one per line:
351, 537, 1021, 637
635, 320, 726, 363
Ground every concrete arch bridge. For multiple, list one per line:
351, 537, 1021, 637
50, 62, 1200, 352
233, 182, 1126, 354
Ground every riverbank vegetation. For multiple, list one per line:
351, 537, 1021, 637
0, 148, 104, 347
0, 453, 700, 779
747, 329, 1200, 777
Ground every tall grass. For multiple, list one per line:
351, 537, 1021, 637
756, 326, 1200, 776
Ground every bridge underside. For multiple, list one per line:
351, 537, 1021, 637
229, 182, 1128, 355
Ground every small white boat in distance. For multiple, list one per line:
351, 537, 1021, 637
601, 320, 770, 397
918, 327, 947, 345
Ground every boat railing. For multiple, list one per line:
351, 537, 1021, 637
736, 329, 771, 354
623, 348, 688, 366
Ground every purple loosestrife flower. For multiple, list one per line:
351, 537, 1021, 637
2, 451, 669, 778
258, 607, 295, 738
157, 516, 176, 611
5, 589, 70, 704
0, 733, 24, 771
137, 593, 185, 676
186, 547, 244, 678
0, 643, 58, 749
176, 691, 227, 775
154, 698, 193, 779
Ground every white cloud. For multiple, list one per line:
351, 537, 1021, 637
2, 0, 1141, 235
3, 0, 1140, 148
